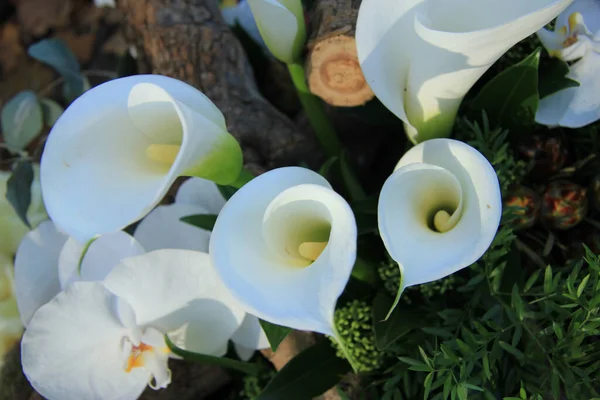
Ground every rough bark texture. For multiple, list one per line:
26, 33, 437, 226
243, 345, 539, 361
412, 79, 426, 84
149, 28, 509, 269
120, 0, 323, 173
306, 0, 373, 107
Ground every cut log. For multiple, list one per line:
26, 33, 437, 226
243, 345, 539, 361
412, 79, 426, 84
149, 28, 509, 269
119, 0, 323, 174
306, 0, 373, 107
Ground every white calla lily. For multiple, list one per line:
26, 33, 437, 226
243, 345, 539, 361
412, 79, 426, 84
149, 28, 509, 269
536, 0, 600, 127
248, 0, 306, 63
22, 250, 246, 400
41, 74, 243, 243
378, 139, 501, 315
221, 0, 269, 53
356, 0, 572, 143
210, 167, 357, 336
135, 177, 269, 358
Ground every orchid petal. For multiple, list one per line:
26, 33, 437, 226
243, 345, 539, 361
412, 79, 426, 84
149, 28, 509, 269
14, 221, 67, 326
210, 167, 357, 335
104, 250, 245, 355
174, 177, 226, 214
21, 281, 148, 400
234, 343, 257, 361
41, 75, 241, 242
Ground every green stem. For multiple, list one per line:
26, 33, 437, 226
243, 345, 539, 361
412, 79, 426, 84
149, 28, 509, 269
286, 63, 341, 158
77, 236, 98, 275
332, 325, 361, 373
229, 167, 255, 189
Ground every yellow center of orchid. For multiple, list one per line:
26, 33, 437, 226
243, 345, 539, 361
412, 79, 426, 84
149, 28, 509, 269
298, 241, 328, 262
146, 144, 181, 166
125, 342, 154, 372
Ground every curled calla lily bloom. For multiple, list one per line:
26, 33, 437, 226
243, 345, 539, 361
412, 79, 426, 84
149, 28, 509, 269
356, 0, 572, 143
248, 0, 306, 63
41, 74, 243, 242
210, 167, 357, 335
21, 250, 246, 400
135, 177, 269, 360
378, 139, 501, 315
221, 0, 268, 53
536, 0, 600, 127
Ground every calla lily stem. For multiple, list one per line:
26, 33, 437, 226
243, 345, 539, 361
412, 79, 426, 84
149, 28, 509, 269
332, 325, 361, 373
286, 63, 341, 158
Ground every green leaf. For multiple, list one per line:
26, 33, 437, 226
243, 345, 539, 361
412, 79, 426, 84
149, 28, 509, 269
257, 341, 350, 400
218, 184, 237, 200
259, 319, 292, 352
340, 151, 366, 202
577, 274, 590, 298
318, 156, 338, 178
538, 57, 580, 99
424, 372, 433, 400
6, 160, 34, 228
40, 98, 64, 127
511, 285, 525, 321
180, 214, 218, 231
337, 387, 351, 400
544, 266, 553, 295
372, 292, 420, 350
471, 48, 541, 133
498, 341, 525, 361
523, 269, 541, 292
164, 334, 259, 375
1, 91, 43, 152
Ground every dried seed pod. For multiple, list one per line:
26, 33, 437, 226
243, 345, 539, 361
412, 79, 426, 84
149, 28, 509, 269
503, 186, 541, 230
517, 135, 567, 179
541, 180, 588, 230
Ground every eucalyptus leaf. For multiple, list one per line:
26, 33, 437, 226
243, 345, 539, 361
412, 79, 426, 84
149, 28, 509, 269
40, 98, 64, 127
1, 91, 43, 152
6, 160, 34, 228
257, 340, 350, 400
180, 214, 218, 231
372, 292, 421, 350
471, 48, 541, 134
259, 319, 292, 352
538, 58, 580, 99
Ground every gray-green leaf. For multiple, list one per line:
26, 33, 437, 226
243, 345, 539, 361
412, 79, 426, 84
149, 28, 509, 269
6, 161, 34, 228
1, 91, 43, 152
40, 98, 64, 127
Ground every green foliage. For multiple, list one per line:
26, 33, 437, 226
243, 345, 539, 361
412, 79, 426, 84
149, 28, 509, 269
240, 367, 277, 399
6, 160, 34, 228
259, 320, 292, 352
330, 300, 384, 372
1, 91, 43, 153
538, 58, 580, 99
378, 259, 401, 299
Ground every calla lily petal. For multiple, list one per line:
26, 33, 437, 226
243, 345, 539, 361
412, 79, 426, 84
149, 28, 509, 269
58, 231, 146, 288
221, 0, 268, 52
378, 139, 501, 310
14, 221, 67, 326
248, 0, 306, 63
175, 177, 226, 214
356, 0, 572, 143
231, 314, 270, 351
41, 74, 242, 242
21, 282, 149, 400
210, 167, 357, 335
103, 250, 246, 355
234, 343, 256, 361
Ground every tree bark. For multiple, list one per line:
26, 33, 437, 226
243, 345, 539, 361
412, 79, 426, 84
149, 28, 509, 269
119, 0, 323, 174
306, 0, 373, 107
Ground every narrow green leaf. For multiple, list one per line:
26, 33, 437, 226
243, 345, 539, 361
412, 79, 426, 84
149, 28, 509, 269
339, 151, 366, 202
523, 269, 541, 292
456, 384, 468, 400
538, 57, 580, 99
218, 184, 237, 200
180, 214, 218, 231
259, 319, 292, 352
373, 292, 420, 350
318, 156, 338, 178
511, 285, 525, 321
482, 352, 491, 380
1, 91, 43, 152
462, 383, 483, 392
257, 341, 350, 400
552, 321, 564, 340
164, 335, 258, 375
397, 357, 428, 368
577, 274, 590, 298
498, 341, 525, 361
6, 160, 34, 228
551, 370, 560, 400
40, 98, 64, 127
544, 266, 553, 295
424, 372, 433, 400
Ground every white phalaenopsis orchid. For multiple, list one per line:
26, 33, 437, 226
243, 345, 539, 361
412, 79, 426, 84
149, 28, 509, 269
41, 74, 243, 243
21, 249, 247, 400
536, 0, 600, 127
356, 0, 573, 143
210, 167, 357, 335
248, 0, 306, 63
134, 177, 269, 359
378, 139, 501, 314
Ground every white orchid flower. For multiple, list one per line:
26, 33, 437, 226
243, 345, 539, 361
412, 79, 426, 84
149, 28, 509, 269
0, 253, 24, 369
378, 139, 501, 314
210, 167, 357, 336
135, 177, 269, 360
21, 249, 246, 400
0, 167, 47, 259
356, 0, 572, 143
248, 0, 306, 63
536, 0, 600, 127
41, 74, 243, 243
221, 0, 269, 53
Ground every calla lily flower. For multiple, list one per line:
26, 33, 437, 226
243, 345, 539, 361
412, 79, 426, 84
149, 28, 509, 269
210, 167, 357, 335
0, 167, 47, 258
41, 74, 243, 243
21, 249, 246, 400
221, 0, 269, 53
135, 177, 269, 360
248, 0, 306, 63
378, 139, 501, 314
356, 0, 572, 143
536, 0, 600, 127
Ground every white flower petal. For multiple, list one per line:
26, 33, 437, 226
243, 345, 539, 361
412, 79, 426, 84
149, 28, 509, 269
14, 221, 67, 326
561, 0, 600, 35
210, 167, 357, 335
231, 314, 270, 350
357, 0, 571, 143
378, 139, 501, 289
58, 231, 146, 289
248, 0, 300, 63
234, 343, 256, 361
41, 75, 240, 243
175, 177, 226, 214
21, 281, 148, 400
134, 204, 212, 252
104, 249, 245, 355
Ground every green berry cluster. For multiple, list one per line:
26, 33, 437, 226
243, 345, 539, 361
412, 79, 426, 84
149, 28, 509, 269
239, 369, 276, 400
419, 275, 456, 298
331, 300, 384, 373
